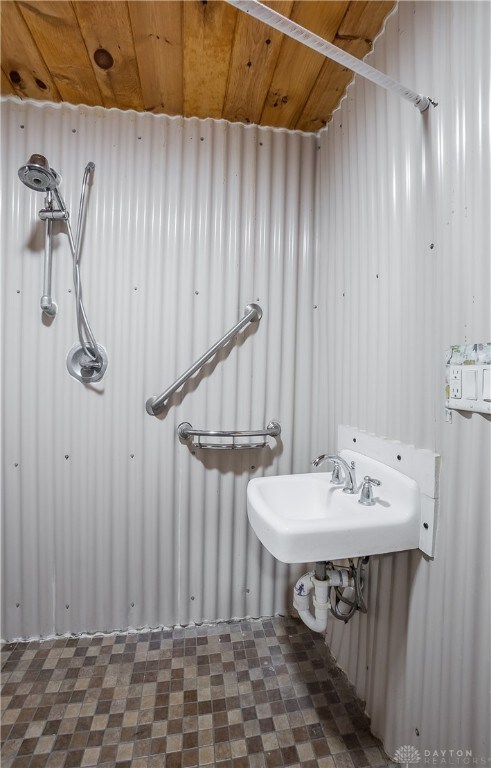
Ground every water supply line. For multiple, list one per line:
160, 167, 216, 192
225, 0, 437, 113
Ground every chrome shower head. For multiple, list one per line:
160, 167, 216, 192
18, 154, 61, 192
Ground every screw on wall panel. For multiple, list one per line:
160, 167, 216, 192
342, 292, 345, 297
352, 438, 356, 443
190, 596, 195, 601
134, 287, 138, 291
68, 289, 71, 293
200, 137, 205, 141
16, 602, 20, 608
20, 125, 24, 129
246, 588, 250, 594
66, 604, 69, 609
397, 454, 402, 461
259, 142, 263, 146
250, 466, 255, 471
131, 602, 135, 607
72, 129, 76, 133
376, 274, 379, 278
423, 523, 429, 530
415, 728, 420, 736
130, 454, 134, 459
265, 38, 271, 45
138, 137, 142, 140
14, 463, 19, 467
195, 291, 199, 295
430, 243, 435, 249
313, 305, 317, 309
17, 290, 20, 294
65, 455, 69, 460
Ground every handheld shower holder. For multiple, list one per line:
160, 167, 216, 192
39, 209, 69, 221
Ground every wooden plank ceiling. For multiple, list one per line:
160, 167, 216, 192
1, 0, 394, 133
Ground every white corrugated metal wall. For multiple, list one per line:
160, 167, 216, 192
1, 0, 489, 759
1, 100, 317, 641
317, 1, 490, 759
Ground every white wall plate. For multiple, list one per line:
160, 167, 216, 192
338, 426, 441, 558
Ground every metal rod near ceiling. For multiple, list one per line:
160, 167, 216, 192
225, 0, 436, 113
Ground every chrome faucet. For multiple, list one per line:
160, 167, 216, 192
312, 454, 358, 494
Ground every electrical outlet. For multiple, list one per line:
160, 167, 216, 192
450, 368, 462, 398
450, 381, 461, 398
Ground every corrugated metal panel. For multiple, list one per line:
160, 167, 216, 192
1, 99, 317, 641
317, 1, 490, 759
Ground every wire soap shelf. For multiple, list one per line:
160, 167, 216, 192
177, 421, 281, 450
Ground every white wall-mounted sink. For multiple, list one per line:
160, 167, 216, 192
247, 449, 423, 564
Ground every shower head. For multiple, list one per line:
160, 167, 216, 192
18, 154, 61, 192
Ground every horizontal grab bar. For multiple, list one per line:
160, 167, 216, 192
177, 421, 281, 450
146, 303, 262, 416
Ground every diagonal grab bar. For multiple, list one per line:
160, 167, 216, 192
146, 303, 263, 416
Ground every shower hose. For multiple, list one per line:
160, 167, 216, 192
55, 162, 101, 369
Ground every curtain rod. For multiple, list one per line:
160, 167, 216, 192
225, 0, 436, 113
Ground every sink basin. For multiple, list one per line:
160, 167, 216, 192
247, 449, 421, 563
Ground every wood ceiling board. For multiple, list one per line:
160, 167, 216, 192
73, 1, 144, 112
183, 0, 237, 120
128, 1, 183, 115
17, 1, 102, 106
1, 0, 393, 131
222, 0, 293, 125
260, 0, 349, 129
0, 1, 61, 102
295, 37, 371, 132
338, 1, 395, 42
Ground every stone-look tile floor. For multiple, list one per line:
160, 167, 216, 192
1, 617, 392, 768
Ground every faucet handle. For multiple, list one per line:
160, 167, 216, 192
358, 476, 381, 506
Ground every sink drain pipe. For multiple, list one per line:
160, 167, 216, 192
293, 562, 353, 633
